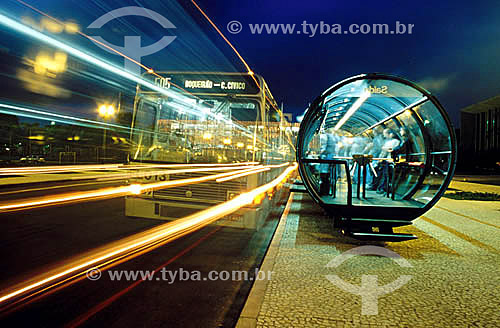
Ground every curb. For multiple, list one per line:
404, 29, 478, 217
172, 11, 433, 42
235, 192, 295, 328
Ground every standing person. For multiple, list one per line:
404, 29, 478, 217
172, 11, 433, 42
368, 126, 385, 190
377, 129, 400, 194
391, 127, 411, 195
392, 127, 410, 162
319, 128, 336, 195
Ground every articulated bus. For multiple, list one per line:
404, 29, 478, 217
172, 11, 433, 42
125, 72, 296, 229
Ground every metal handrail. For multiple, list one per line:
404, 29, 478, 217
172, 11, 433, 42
301, 158, 352, 206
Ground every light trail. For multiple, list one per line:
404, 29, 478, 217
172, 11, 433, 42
140, 166, 264, 191
0, 164, 262, 194
16, 0, 152, 73
1, 164, 123, 172
268, 162, 291, 168
190, 0, 253, 74
15, 0, 217, 111
189, 0, 293, 147
88, 165, 264, 185
213, 163, 289, 183
0, 163, 297, 310
65, 226, 222, 328
0, 180, 123, 197
216, 167, 270, 183
0, 164, 126, 176
0, 164, 288, 212
0, 185, 133, 212
0, 102, 133, 133
0, 165, 263, 212
0, 162, 259, 176
0, 13, 254, 136
84, 165, 263, 185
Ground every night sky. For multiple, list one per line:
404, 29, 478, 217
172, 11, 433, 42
3, 0, 500, 127
190, 0, 500, 127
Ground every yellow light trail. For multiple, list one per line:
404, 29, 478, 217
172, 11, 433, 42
0, 180, 124, 197
0, 163, 262, 191
141, 166, 266, 191
0, 164, 124, 175
268, 162, 291, 168
0, 165, 263, 212
213, 162, 288, 184
0, 162, 260, 176
216, 167, 270, 183
0, 164, 297, 309
88, 165, 264, 186
190, 0, 290, 135
190, 0, 253, 74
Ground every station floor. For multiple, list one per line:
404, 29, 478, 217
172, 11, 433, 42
236, 182, 500, 327
320, 185, 422, 207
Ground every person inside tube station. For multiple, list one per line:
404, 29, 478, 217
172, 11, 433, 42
316, 122, 416, 198
390, 127, 412, 194
373, 128, 401, 193
319, 127, 337, 194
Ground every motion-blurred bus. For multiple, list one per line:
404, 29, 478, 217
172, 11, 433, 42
125, 72, 295, 228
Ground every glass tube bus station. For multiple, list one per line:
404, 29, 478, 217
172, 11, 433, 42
297, 74, 457, 241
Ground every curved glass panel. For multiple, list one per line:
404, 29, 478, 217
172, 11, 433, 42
298, 74, 456, 220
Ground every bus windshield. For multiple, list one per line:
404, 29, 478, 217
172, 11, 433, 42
131, 95, 262, 163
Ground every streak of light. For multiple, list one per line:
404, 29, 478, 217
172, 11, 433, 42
0, 180, 123, 196
136, 162, 260, 167
80, 165, 264, 186
137, 166, 265, 191
189, 0, 289, 140
0, 162, 259, 176
0, 163, 297, 309
65, 227, 222, 328
0, 165, 264, 212
190, 0, 252, 74
0, 14, 216, 125
0, 185, 132, 212
216, 167, 270, 183
16, 0, 152, 75
0, 164, 124, 175
16, 0, 213, 110
268, 162, 290, 168
1, 10, 254, 137
15, 1, 217, 111
0, 103, 131, 133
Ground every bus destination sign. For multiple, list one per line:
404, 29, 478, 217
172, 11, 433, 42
153, 73, 260, 95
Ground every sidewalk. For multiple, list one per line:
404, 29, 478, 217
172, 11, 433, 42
448, 179, 500, 194
236, 191, 499, 328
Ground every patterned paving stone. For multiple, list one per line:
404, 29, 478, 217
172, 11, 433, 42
245, 192, 499, 328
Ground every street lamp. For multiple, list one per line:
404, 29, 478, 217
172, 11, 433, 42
98, 104, 115, 118
98, 104, 115, 163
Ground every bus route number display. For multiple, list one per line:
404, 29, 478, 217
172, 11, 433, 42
184, 79, 246, 91
154, 74, 260, 95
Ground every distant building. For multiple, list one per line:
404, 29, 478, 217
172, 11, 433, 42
460, 95, 500, 169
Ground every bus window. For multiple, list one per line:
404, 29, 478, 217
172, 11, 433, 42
131, 100, 157, 161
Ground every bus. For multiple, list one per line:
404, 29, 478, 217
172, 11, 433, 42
125, 72, 295, 229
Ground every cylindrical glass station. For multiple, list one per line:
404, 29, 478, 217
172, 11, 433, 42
297, 74, 456, 240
